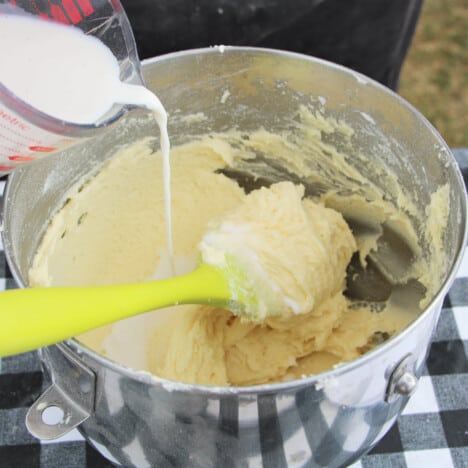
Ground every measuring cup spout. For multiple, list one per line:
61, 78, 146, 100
0, 0, 145, 174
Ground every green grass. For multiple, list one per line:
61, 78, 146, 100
399, 0, 467, 147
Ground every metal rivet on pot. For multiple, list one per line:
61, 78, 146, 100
385, 354, 418, 403
394, 370, 418, 396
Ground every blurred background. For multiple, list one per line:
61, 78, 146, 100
399, 0, 467, 148
123, 0, 465, 149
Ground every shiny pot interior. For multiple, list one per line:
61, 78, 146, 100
1, 48, 466, 467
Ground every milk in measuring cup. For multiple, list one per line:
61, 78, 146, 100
0, 14, 169, 172
0, 13, 173, 261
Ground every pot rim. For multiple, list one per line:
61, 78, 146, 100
2, 46, 467, 396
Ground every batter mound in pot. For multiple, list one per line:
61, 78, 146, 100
29, 109, 448, 386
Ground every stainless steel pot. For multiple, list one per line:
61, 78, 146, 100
2, 48, 466, 467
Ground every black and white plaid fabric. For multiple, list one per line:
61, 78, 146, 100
1, 149, 467, 467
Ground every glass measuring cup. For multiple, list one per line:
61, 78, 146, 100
0, 0, 146, 174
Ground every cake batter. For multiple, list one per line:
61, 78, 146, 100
28, 109, 448, 386
199, 181, 356, 321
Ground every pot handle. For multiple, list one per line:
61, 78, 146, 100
26, 344, 96, 440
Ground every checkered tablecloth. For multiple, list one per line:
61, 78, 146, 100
1, 150, 467, 467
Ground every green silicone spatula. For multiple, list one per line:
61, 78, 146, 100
0, 260, 261, 357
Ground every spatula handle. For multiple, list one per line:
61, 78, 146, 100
0, 263, 230, 357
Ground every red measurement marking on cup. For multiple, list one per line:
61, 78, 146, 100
47, 0, 79, 24
0, 109, 29, 131
0, 123, 40, 144
7, 0, 94, 24
0, 164, 15, 171
75, 0, 94, 16
29, 145, 56, 152
8, 155, 36, 162
43, 0, 95, 24
0, 131, 25, 147
62, 0, 83, 24
49, 3, 69, 23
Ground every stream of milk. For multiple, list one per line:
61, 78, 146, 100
0, 14, 174, 268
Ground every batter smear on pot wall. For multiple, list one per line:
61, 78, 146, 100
28, 107, 450, 386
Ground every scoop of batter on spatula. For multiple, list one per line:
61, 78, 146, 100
0, 181, 356, 356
